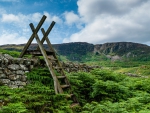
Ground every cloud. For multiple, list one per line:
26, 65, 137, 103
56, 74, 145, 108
0, 31, 28, 45
0, 11, 63, 45
63, 11, 84, 29
1, 14, 20, 22
63, 0, 150, 44
64, 11, 80, 25
0, 11, 63, 29
77, 0, 148, 23
44, 12, 62, 24
30, 13, 43, 23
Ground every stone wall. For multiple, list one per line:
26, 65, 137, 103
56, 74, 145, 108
0, 54, 99, 88
0, 54, 39, 88
61, 62, 99, 72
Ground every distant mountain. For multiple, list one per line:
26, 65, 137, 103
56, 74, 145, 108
1, 42, 150, 62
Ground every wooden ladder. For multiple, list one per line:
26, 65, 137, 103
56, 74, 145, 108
19, 15, 79, 107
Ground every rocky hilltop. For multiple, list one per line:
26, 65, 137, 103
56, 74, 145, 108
94, 42, 150, 55
0, 42, 150, 61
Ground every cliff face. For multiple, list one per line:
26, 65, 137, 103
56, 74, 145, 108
94, 42, 150, 55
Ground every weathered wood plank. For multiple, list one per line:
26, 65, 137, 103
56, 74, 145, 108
36, 21, 55, 50
25, 50, 54, 56
19, 15, 47, 58
30, 23, 63, 94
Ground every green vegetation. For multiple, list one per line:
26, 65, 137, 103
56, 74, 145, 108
0, 49, 20, 57
1, 46, 150, 112
1, 68, 150, 112
0, 68, 71, 113
68, 69, 150, 112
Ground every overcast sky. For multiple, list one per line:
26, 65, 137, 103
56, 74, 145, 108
0, 0, 150, 45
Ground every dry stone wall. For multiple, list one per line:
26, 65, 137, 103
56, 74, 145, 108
0, 54, 99, 88
61, 62, 99, 72
0, 54, 39, 88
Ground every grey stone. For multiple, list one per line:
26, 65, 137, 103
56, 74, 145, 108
0, 70, 3, 74
19, 64, 28, 71
20, 82, 26, 86
8, 64, 20, 71
4, 68, 12, 75
13, 58, 23, 64
20, 76, 27, 82
0, 79, 10, 84
9, 75, 17, 81
29, 65, 34, 70
12, 71, 16, 74
0, 73, 6, 78
4, 58, 9, 65
9, 81, 15, 85
9, 85, 18, 89
24, 60, 31, 66
25, 71, 29, 73
4, 54, 13, 59
14, 81, 21, 86
0, 54, 4, 60
31, 58, 40, 66
19, 86, 24, 88
16, 75, 21, 80
16, 70, 25, 75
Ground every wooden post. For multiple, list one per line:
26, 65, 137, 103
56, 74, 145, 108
36, 21, 55, 50
30, 23, 63, 94
19, 15, 47, 58
41, 28, 71, 86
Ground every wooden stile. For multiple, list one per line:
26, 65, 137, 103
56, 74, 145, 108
19, 15, 79, 107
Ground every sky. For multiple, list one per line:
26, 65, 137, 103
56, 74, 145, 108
0, 0, 150, 45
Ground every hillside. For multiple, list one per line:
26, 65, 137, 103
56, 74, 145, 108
1, 42, 150, 62
1, 43, 150, 112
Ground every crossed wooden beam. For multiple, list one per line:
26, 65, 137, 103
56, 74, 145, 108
19, 15, 55, 58
19, 15, 65, 94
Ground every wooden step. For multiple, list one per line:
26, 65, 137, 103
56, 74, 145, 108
66, 94, 74, 99
47, 56, 58, 61
57, 76, 66, 79
25, 50, 54, 56
49, 58, 58, 61
54, 67, 63, 70
70, 103, 79, 108
61, 85, 70, 88
69, 94, 74, 97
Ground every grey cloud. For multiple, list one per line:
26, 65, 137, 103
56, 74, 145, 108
77, 0, 149, 22
64, 0, 150, 45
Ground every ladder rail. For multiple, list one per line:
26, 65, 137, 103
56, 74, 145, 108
41, 29, 71, 87
19, 15, 47, 58
30, 23, 63, 94
36, 21, 55, 50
